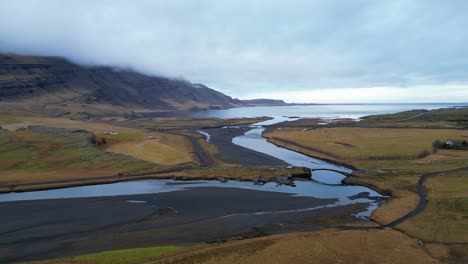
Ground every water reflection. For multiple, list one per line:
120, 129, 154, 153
311, 170, 346, 185
230, 117, 382, 218
233, 124, 351, 173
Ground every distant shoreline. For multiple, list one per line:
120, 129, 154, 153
248, 102, 468, 106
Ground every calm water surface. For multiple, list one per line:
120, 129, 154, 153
151, 103, 466, 119
233, 125, 351, 173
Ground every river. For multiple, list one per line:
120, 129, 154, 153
6, 104, 464, 214
5, 104, 462, 216
0, 116, 385, 219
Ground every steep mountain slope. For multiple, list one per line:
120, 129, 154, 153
0, 54, 242, 115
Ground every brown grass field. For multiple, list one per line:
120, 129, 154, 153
35, 229, 437, 264
265, 125, 468, 247
265, 127, 468, 161
361, 176, 421, 226
0, 115, 204, 188
397, 170, 468, 243
98, 132, 194, 166
0, 128, 155, 186
129, 229, 437, 264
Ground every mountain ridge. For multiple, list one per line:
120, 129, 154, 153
0, 53, 243, 116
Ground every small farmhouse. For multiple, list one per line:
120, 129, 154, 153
446, 139, 454, 147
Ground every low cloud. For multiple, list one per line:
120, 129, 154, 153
1, 0, 467, 102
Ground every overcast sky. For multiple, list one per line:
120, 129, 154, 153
1, 0, 468, 103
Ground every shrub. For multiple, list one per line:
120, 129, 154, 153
417, 150, 431, 159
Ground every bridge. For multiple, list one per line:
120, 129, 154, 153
309, 168, 353, 177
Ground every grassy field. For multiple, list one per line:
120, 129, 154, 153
425, 243, 468, 263
36, 246, 182, 264
350, 174, 421, 225
397, 170, 468, 243
35, 230, 440, 264
97, 131, 194, 166
264, 125, 468, 237
0, 115, 214, 186
147, 229, 436, 264
0, 127, 155, 185
163, 166, 310, 181
0, 116, 142, 133
277, 108, 468, 129
360, 109, 430, 123
265, 127, 468, 161
360, 107, 468, 128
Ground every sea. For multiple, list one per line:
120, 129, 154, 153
146, 103, 468, 120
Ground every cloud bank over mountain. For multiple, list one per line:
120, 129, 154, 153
1, 0, 467, 102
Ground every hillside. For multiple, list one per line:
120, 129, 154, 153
0, 54, 243, 116
241, 99, 287, 106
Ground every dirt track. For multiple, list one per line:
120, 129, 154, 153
385, 166, 468, 229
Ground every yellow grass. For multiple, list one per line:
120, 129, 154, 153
397, 171, 468, 243
0, 115, 195, 184
149, 229, 437, 264
265, 127, 468, 161
0, 129, 154, 186
265, 126, 468, 181
372, 191, 419, 225
351, 175, 420, 225
105, 133, 193, 166
425, 243, 468, 263
265, 126, 468, 243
